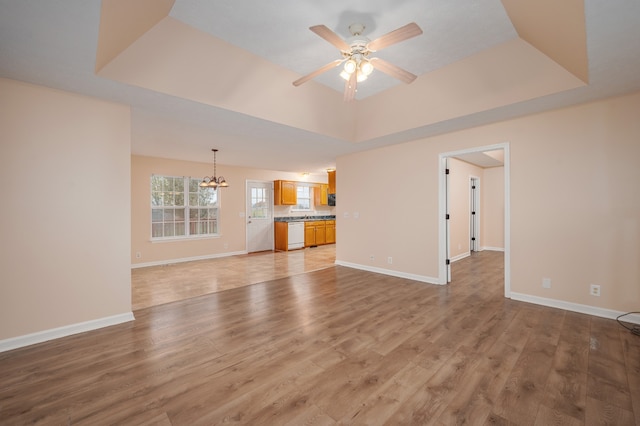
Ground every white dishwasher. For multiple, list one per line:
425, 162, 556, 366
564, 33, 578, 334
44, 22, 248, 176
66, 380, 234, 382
288, 221, 305, 250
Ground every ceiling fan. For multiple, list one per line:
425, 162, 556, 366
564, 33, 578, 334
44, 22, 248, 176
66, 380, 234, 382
292, 22, 423, 101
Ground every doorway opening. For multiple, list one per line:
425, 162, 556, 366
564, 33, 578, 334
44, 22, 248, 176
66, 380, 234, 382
438, 143, 510, 298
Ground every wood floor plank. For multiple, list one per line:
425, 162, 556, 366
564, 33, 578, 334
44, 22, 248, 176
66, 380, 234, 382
620, 328, 640, 425
1, 249, 639, 425
538, 311, 591, 423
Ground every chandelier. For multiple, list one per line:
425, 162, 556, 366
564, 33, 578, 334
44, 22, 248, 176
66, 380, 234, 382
199, 149, 228, 189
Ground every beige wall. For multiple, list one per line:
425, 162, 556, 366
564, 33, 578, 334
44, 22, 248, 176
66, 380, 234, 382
131, 155, 331, 266
0, 78, 132, 341
337, 91, 640, 313
482, 166, 505, 250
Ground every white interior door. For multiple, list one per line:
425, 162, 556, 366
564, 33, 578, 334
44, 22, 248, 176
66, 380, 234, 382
246, 180, 273, 253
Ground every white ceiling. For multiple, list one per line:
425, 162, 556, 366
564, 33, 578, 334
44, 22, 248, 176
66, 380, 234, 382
1, 1, 639, 173
169, 0, 518, 99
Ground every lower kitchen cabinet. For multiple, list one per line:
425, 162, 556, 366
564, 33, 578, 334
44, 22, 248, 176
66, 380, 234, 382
304, 220, 333, 247
314, 222, 326, 245
325, 220, 335, 244
304, 223, 315, 247
274, 222, 288, 251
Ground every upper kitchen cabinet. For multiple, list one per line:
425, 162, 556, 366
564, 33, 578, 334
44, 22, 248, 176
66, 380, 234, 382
328, 170, 336, 194
274, 180, 297, 205
314, 184, 328, 206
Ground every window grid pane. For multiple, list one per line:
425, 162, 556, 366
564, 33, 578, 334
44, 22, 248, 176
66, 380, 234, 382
251, 187, 268, 218
151, 176, 218, 239
295, 186, 311, 210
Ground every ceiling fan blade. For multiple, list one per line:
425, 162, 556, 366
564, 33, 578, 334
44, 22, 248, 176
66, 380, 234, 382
344, 72, 357, 102
370, 58, 417, 84
292, 59, 343, 87
310, 25, 350, 51
367, 22, 423, 52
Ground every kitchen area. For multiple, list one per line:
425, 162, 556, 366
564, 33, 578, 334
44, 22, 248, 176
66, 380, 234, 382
273, 170, 336, 251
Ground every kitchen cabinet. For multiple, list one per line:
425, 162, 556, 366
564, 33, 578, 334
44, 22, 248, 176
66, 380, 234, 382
328, 170, 336, 194
325, 220, 335, 244
274, 221, 288, 251
314, 184, 328, 206
314, 222, 326, 245
274, 180, 296, 205
304, 223, 316, 247
305, 221, 327, 247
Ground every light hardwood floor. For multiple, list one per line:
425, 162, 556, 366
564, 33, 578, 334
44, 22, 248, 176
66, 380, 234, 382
132, 245, 337, 310
1, 250, 639, 425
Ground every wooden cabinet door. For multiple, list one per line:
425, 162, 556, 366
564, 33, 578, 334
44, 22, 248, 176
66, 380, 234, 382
314, 222, 326, 245
274, 221, 288, 251
314, 184, 328, 206
281, 181, 297, 205
274, 180, 297, 205
325, 221, 335, 243
304, 223, 315, 247
328, 170, 336, 194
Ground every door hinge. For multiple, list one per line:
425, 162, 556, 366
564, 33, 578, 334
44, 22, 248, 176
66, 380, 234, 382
471, 211, 476, 215
472, 185, 476, 189
446, 214, 450, 220
445, 168, 450, 175
471, 237, 476, 241
446, 259, 450, 265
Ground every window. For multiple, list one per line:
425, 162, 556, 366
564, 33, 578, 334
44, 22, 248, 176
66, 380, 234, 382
251, 187, 268, 219
151, 175, 218, 240
294, 185, 311, 211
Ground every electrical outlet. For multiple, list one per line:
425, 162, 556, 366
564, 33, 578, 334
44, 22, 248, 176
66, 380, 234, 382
135, 251, 141, 259
542, 278, 551, 289
387, 257, 393, 264
370, 255, 375, 261
590, 284, 601, 297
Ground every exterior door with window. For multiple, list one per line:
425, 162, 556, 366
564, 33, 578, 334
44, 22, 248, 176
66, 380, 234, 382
247, 181, 273, 253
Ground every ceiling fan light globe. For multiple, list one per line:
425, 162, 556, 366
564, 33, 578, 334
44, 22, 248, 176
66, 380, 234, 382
360, 60, 374, 76
356, 73, 368, 83
344, 59, 357, 74
339, 70, 351, 81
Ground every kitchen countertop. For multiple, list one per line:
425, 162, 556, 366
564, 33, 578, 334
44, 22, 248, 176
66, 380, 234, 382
274, 215, 335, 222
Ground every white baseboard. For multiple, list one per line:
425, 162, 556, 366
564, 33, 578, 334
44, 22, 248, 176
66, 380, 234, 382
510, 292, 640, 325
0, 312, 135, 353
334, 260, 442, 285
450, 252, 470, 263
132, 250, 247, 269
480, 246, 505, 252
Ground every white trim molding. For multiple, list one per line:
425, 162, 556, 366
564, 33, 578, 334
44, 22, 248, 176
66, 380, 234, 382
0, 312, 135, 353
132, 250, 247, 269
480, 246, 505, 252
450, 252, 471, 263
335, 261, 441, 285
510, 292, 640, 325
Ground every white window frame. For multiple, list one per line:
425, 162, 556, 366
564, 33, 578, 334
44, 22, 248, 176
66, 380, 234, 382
292, 184, 312, 211
151, 175, 220, 241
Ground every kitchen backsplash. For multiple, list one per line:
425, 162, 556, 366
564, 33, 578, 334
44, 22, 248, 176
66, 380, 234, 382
273, 205, 335, 219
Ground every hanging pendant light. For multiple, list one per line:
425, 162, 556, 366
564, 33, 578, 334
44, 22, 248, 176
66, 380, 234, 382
200, 148, 229, 189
